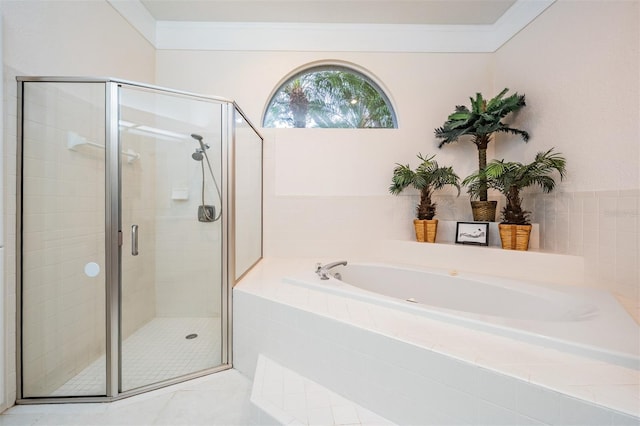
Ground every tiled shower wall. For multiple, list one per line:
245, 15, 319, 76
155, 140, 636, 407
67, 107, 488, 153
152, 132, 222, 318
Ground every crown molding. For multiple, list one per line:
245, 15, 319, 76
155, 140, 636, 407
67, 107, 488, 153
109, 0, 555, 53
108, 0, 157, 45
491, 0, 555, 48
156, 21, 500, 53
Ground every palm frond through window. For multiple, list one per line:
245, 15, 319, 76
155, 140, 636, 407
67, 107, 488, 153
263, 66, 396, 129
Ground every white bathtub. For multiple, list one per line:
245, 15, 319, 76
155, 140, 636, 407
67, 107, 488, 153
284, 262, 640, 369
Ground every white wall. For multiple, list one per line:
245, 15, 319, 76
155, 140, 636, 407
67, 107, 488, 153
494, 0, 639, 193
493, 0, 639, 319
2, 0, 155, 408
2, 0, 155, 79
156, 51, 494, 254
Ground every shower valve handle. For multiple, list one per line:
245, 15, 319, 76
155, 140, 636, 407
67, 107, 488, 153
131, 224, 139, 256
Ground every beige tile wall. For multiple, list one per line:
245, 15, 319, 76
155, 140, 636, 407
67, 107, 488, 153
528, 190, 640, 323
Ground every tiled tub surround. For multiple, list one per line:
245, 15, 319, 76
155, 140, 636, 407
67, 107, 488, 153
233, 253, 639, 425
422, 189, 640, 323
265, 190, 639, 324
527, 190, 640, 323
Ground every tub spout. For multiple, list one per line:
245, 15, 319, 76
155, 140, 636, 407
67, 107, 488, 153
315, 260, 347, 280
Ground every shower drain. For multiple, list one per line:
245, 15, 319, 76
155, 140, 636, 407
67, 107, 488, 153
185, 333, 198, 340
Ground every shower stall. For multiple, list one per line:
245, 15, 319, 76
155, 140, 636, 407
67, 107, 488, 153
16, 77, 263, 402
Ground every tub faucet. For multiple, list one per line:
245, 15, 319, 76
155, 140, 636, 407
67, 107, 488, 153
315, 260, 347, 280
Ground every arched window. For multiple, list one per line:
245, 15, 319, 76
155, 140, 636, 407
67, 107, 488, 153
263, 65, 397, 128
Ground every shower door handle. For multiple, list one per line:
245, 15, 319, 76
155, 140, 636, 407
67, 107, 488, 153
131, 224, 139, 256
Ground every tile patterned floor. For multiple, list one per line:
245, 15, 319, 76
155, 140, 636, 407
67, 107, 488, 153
53, 317, 221, 396
0, 369, 256, 426
251, 355, 395, 426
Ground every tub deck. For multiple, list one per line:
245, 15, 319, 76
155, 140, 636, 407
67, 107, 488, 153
234, 257, 639, 423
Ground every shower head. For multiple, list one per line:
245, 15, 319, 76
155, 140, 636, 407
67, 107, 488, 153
192, 150, 204, 161
190, 133, 209, 153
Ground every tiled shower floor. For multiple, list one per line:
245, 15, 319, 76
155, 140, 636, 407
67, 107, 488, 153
53, 317, 221, 396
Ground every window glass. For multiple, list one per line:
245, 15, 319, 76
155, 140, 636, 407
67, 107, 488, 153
263, 65, 397, 128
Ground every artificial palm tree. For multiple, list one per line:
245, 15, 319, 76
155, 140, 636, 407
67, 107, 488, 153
434, 88, 529, 220
463, 149, 566, 249
390, 154, 460, 242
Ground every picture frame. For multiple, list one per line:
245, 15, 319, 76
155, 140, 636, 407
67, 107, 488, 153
455, 222, 489, 246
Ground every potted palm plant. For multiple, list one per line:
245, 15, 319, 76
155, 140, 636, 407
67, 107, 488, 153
390, 154, 460, 242
463, 149, 566, 250
435, 88, 529, 221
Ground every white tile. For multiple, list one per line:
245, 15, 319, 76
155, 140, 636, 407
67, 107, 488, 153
474, 367, 519, 408
262, 392, 284, 409
611, 411, 640, 426
516, 383, 562, 425
591, 384, 640, 416
306, 390, 332, 409
307, 406, 334, 426
287, 408, 309, 425
475, 399, 520, 426
283, 372, 307, 396
332, 405, 360, 425
252, 356, 397, 426
0, 413, 44, 426
356, 406, 395, 426
284, 393, 308, 412
1, 370, 254, 425
556, 394, 617, 426
328, 393, 352, 408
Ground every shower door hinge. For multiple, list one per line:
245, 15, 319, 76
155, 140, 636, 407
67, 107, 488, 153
118, 230, 123, 246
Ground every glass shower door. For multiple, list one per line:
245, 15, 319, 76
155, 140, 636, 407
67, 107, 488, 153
19, 81, 108, 398
118, 85, 225, 392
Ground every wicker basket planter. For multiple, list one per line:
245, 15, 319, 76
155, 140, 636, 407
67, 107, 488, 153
413, 219, 438, 243
471, 200, 497, 222
498, 223, 532, 250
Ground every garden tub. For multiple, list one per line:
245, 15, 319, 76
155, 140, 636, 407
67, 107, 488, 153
284, 262, 639, 369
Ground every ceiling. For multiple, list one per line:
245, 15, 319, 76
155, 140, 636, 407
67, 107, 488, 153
139, 0, 517, 25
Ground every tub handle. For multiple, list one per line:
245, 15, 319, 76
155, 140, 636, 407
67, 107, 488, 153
131, 224, 139, 256
315, 260, 347, 280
